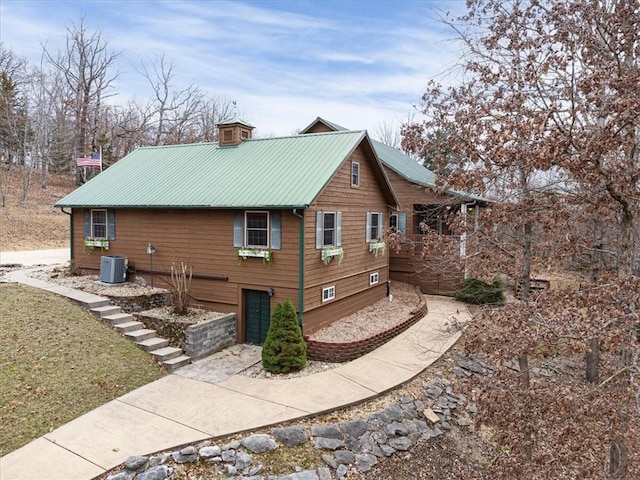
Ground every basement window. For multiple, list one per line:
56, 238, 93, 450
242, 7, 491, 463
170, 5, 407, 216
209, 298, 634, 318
322, 286, 336, 302
370, 272, 379, 285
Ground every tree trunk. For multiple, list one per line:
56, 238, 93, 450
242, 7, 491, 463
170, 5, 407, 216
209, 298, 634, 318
585, 337, 600, 383
518, 354, 533, 463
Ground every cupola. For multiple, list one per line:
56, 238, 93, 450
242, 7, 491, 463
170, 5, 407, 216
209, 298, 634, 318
217, 116, 255, 146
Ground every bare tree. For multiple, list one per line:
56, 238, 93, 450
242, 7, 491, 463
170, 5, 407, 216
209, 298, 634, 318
43, 18, 120, 182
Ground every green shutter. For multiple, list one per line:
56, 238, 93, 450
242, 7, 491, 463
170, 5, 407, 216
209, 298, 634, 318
83, 210, 90, 238
271, 210, 281, 250
234, 211, 243, 247
336, 211, 342, 246
107, 210, 116, 240
316, 211, 323, 249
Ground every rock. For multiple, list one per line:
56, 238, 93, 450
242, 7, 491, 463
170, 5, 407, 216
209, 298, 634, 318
457, 417, 472, 427
247, 464, 263, 476
385, 420, 415, 437
286, 470, 320, 480
423, 385, 444, 398
137, 465, 173, 480
272, 425, 309, 447
318, 467, 332, 480
460, 361, 486, 374
172, 447, 197, 464
388, 436, 414, 451
198, 445, 221, 458
123, 455, 148, 472
222, 440, 241, 450
336, 464, 348, 478
381, 404, 404, 422
340, 419, 369, 439
334, 450, 355, 465
148, 454, 170, 467
467, 403, 478, 414
413, 419, 429, 433
321, 453, 337, 468
400, 395, 413, 404
355, 453, 378, 472
225, 464, 237, 476
379, 444, 396, 457
106, 472, 134, 480
313, 437, 345, 450
235, 450, 253, 470
311, 424, 343, 439
242, 434, 278, 453
221, 449, 236, 462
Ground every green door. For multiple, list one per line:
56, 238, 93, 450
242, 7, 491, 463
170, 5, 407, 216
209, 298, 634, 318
244, 289, 271, 344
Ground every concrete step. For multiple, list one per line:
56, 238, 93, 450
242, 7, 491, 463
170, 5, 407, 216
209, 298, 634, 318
78, 298, 112, 310
137, 337, 170, 352
124, 328, 157, 342
114, 321, 145, 333
91, 305, 122, 318
104, 313, 135, 326
162, 354, 191, 372
150, 346, 183, 362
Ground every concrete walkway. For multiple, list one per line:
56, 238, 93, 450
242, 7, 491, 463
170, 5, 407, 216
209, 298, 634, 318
0, 266, 470, 480
0, 248, 70, 267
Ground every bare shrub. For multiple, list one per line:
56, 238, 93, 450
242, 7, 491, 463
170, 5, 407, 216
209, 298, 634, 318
169, 261, 192, 315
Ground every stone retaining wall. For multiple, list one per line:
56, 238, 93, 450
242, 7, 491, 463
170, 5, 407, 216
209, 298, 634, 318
304, 288, 428, 363
106, 292, 169, 313
185, 313, 236, 360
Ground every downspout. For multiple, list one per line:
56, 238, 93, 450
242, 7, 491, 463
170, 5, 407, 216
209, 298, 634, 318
293, 208, 305, 329
61, 207, 73, 260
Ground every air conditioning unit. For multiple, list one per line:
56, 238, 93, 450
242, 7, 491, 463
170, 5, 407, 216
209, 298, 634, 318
100, 256, 127, 284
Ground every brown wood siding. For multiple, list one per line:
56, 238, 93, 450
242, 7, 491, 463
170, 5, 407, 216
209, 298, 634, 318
384, 168, 465, 295
71, 208, 301, 325
301, 144, 390, 332
304, 123, 334, 134
303, 283, 387, 335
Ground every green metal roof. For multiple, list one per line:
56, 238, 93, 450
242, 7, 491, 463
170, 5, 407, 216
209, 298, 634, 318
301, 117, 486, 203
56, 130, 394, 209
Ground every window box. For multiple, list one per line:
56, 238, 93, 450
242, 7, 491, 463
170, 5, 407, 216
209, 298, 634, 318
237, 248, 273, 265
83, 238, 109, 252
369, 241, 386, 257
321, 246, 344, 265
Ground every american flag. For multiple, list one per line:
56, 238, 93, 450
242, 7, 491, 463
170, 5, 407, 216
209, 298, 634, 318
76, 152, 102, 168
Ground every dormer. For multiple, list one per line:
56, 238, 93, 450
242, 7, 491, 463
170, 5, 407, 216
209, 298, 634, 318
217, 116, 255, 147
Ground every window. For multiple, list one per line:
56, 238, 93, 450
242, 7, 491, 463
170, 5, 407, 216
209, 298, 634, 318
245, 212, 269, 248
84, 209, 115, 241
223, 129, 232, 142
322, 286, 336, 302
415, 205, 452, 235
323, 212, 336, 246
351, 161, 360, 187
370, 272, 379, 285
366, 212, 384, 242
234, 210, 281, 249
316, 211, 342, 249
389, 214, 398, 232
91, 209, 108, 238
241, 130, 249, 139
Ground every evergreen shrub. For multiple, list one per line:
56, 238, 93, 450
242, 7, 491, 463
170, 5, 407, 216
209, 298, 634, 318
262, 298, 307, 373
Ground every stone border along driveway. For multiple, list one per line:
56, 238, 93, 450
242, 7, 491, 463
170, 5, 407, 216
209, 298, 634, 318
103, 354, 493, 480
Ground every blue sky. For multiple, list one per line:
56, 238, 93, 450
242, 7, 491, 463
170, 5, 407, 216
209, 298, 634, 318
1, 0, 467, 138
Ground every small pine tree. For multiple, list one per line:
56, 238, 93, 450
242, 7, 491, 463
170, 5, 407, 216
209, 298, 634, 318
262, 298, 307, 374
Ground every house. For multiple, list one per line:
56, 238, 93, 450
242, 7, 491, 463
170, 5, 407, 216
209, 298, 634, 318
55, 117, 399, 344
301, 118, 487, 294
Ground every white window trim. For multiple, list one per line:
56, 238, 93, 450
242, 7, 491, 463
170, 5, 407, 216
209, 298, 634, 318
91, 209, 108, 239
351, 161, 360, 187
370, 272, 379, 285
367, 212, 384, 242
244, 211, 269, 248
322, 285, 336, 302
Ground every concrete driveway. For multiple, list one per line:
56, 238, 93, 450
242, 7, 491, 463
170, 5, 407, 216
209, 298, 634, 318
0, 248, 69, 266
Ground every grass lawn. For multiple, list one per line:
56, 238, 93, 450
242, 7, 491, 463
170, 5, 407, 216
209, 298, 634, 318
0, 283, 166, 455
